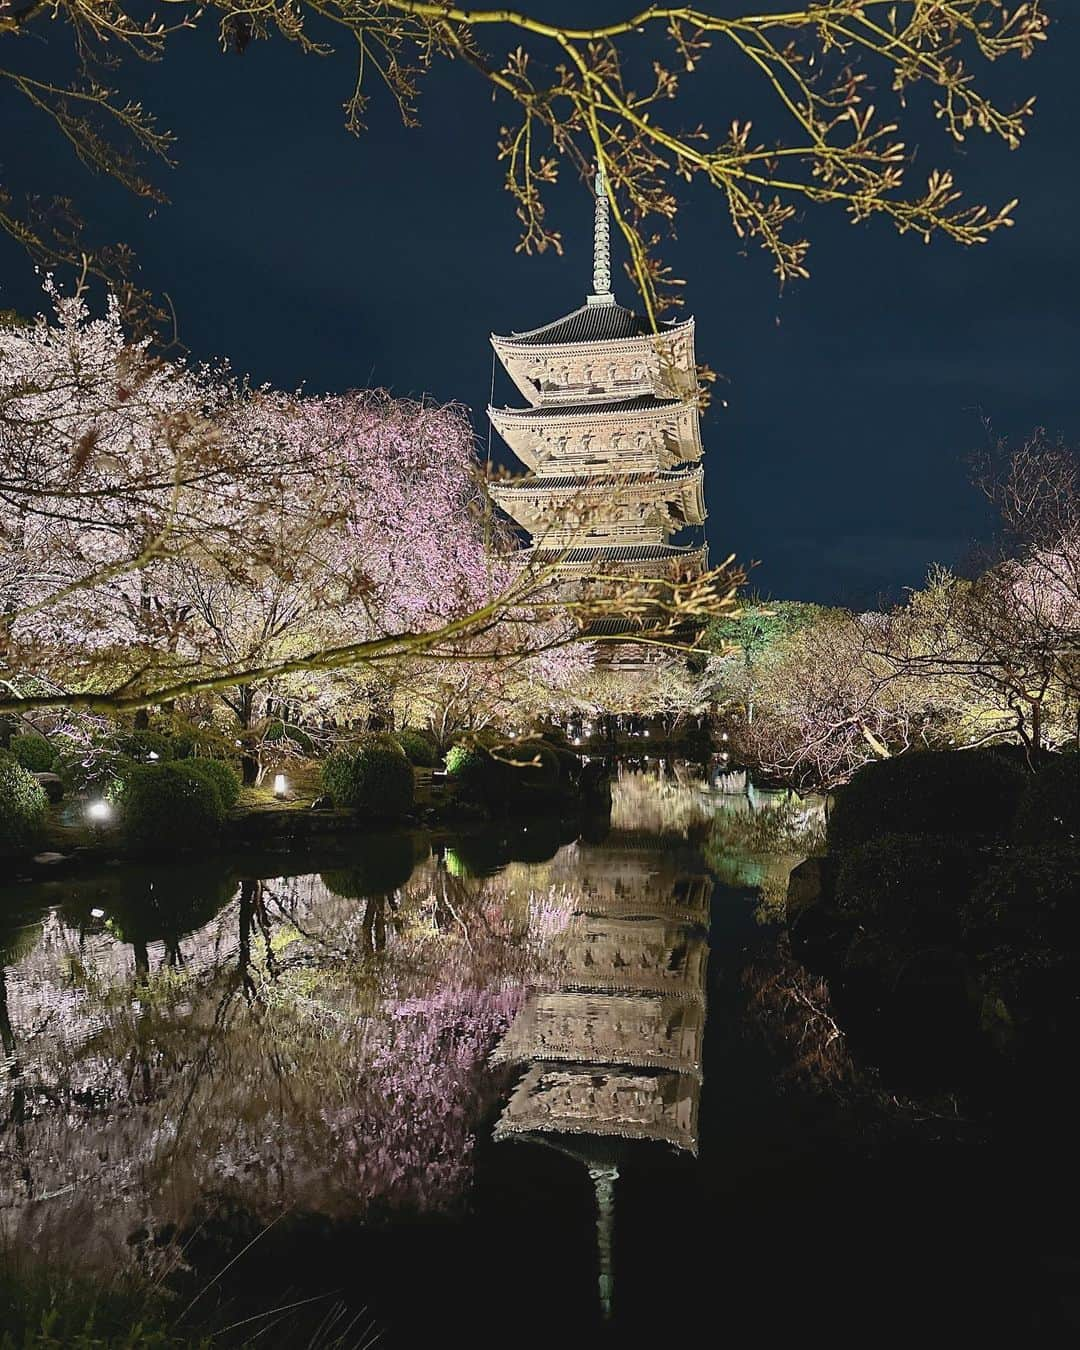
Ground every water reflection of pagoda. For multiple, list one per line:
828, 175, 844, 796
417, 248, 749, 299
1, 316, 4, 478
492, 830, 710, 1318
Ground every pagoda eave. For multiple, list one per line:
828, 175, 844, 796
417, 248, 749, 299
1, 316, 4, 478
523, 544, 708, 578
488, 467, 705, 530
487, 396, 704, 470
491, 318, 698, 409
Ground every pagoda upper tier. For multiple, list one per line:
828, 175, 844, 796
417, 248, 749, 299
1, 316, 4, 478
487, 395, 703, 474
491, 305, 697, 408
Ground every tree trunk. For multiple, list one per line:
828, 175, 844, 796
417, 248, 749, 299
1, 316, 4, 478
237, 686, 259, 785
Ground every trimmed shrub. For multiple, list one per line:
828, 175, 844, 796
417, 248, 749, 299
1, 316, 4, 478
835, 833, 982, 939
120, 762, 225, 852
323, 733, 414, 816
984, 742, 1034, 771
321, 832, 418, 896
183, 757, 242, 810
9, 733, 56, 773
966, 847, 1080, 1056
962, 846, 1080, 952
0, 753, 48, 853
494, 739, 560, 794
445, 740, 497, 801
1012, 754, 1080, 846
395, 727, 439, 767
827, 750, 1027, 851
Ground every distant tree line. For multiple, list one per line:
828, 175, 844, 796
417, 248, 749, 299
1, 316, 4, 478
700, 434, 1080, 792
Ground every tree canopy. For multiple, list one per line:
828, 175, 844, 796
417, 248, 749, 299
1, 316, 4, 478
1, 2, 1049, 325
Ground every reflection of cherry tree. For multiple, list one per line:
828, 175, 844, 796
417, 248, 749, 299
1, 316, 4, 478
0, 857, 569, 1273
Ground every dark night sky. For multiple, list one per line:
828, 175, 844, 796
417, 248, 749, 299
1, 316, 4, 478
3, 3, 1078, 606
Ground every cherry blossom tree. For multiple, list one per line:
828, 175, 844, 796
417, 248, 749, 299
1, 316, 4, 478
729, 608, 948, 794
0, 287, 740, 728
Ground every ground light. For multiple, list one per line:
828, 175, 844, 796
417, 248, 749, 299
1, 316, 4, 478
86, 799, 112, 824
273, 773, 288, 799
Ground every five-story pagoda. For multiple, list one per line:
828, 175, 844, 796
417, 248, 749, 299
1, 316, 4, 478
487, 170, 708, 657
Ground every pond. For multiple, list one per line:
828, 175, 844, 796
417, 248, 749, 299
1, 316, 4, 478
0, 766, 1075, 1345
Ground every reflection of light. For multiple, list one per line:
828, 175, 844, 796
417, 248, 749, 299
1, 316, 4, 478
643, 730, 650, 737
90, 907, 105, 919
147, 750, 159, 761
721, 732, 729, 742
86, 800, 111, 823
273, 773, 288, 798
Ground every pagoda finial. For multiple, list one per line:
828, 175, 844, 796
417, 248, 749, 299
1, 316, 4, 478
588, 164, 614, 305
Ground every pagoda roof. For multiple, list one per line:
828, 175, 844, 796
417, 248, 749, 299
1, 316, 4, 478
494, 301, 693, 348
489, 395, 690, 422
529, 543, 706, 564
491, 468, 701, 494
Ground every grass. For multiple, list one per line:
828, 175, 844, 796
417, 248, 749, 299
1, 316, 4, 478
0, 1263, 376, 1349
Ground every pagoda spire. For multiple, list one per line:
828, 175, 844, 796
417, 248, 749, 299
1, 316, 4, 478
589, 165, 614, 305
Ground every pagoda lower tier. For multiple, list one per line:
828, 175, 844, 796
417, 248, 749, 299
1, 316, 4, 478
526, 541, 708, 578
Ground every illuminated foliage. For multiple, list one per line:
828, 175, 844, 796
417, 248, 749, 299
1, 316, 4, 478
0, 3, 1049, 325
0, 287, 740, 722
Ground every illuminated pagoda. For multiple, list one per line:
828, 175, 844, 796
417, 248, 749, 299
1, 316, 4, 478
487, 169, 708, 656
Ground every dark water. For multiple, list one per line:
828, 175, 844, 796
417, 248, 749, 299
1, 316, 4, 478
1, 769, 1077, 1345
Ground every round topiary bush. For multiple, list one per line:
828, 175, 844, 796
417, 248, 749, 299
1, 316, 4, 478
494, 739, 561, 797
8, 733, 57, 773
0, 753, 49, 853
120, 762, 225, 853
395, 728, 439, 768
1012, 754, 1079, 846
964, 845, 1080, 1057
962, 845, 1080, 951
827, 750, 1028, 851
323, 733, 414, 816
835, 833, 983, 939
445, 740, 497, 801
183, 758, 242, 810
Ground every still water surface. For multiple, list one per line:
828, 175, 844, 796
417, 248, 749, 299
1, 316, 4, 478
0, 768, 1073, 1344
